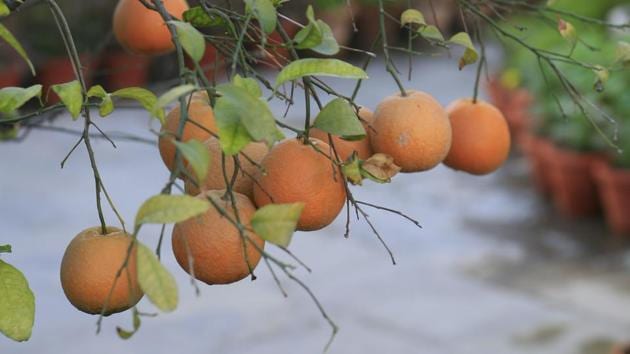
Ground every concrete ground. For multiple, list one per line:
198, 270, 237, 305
2, 56, 630, 354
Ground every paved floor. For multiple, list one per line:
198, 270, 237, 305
2, 57, 630, 354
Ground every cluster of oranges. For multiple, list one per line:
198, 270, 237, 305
58, 0, 511, 317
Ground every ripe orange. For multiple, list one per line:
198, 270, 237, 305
184, 137, 269, 199
171, 191, 265, 285
113, 0, 189, 56
60, 226, 143, 315
158, 99, 217, 173
252, 138, 347, 231
444, 99, 511, 175
370, 91, 452, 172
310, 107, 374, 161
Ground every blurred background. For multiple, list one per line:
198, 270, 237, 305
2, 0, 630, 353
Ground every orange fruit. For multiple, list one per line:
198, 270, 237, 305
113, 0, 189, 56
371, 91, 452, 172
310, 107, 374, 161
184, 137, 269, 199
444, 99, 511, 175
252, 138, 347, 231
158, 99, 217, 173
171, 191, 265, 285
60, 226, 143, 315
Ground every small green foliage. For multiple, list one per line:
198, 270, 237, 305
215, 82, 284, 154
0, 244, 11, 253
293, 6, 339, 55
245, 0, 277, 34
183, 6, 225, 27
0, 1, 9, 16
116, 308, 142, 340
615, 41, 630, 67
232, 74, 262, 97
341, 153, 363, 185
155, 84, 198, 110
251, 203, 304, 247
0, 259, 35, 342
418, 25, 444, 41
111, 87, 164, 123
86, 85, 114, 117
449, 32, 479, 70
400, 9, 426, 28
557, 18, 577, 44
0, 85, 42, 115
169, 21, 206, 62
275, 58, 369, 88
51, 81, 83, 120
313, 98, 366, 140
0, 23, 35, 75
134, 194, 210, 228
136, 242, 178, 312
174, 139, 210, 184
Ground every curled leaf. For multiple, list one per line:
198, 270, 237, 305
341, 153, 363, 185
361, 153, 401, 183
558, 18, 577, 43
400, 9, 426, 28
449, 32, 478, 70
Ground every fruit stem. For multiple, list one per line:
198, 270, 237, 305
471, 19, 486, 104
377, 0, 407, 97
47, 0, 110, 235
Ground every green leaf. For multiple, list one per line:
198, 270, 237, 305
313, 98, 366, 140
275, 58, 368, 88
87, 85, 114, 117
251, 203, 304, 247
615, 41, 630, 67
169, 21, 206, 62
155, 84, 197, 110
183, 6, 225, 27
418, 25, 444, 41
400, 9, 426, 27
592, 65, 609, 92
0, 1, 9, 16
116, 308, 141, 340
557, 18, 576, 43
134, 194, 210, 228
51, 81, 83, 120
232, 74, 262, 97
341, 153, 363, 185
245, 0, 277, 34
0, 23, 35, 76
311, 20, 339, 55
112, 87, 164, 123
0, 85, 42, 114
0, 244, 11, 253
174, 139, 210, 183
292, 6, 338, 55
215, 83, 284, 152
449, 32, 478, 70
136, 242, 178, 312
0, 260, 35, 342
294, 6, 322, 49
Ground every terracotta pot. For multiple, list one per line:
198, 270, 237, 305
101, 51, 151, 91
547, 145, 602, 218
594, 162, 630, 235
185, 44, 223, 82
250, 19, 300, 70
353, 3, 401, 50
610, 344, 630, 354
0, 63, 24, 88
39, 54, 97, 104
521, 134, 555, 196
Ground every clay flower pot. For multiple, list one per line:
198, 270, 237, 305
185, 44, 222, 82
547, 146, 602, 218
610, 343, 630, 354
485, 79, 533, 144
101, 50, 151, 91
39, 54, 97, 104
594, 162, 630, 235
521, 134, 555, 196
0, 63, 24, 88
